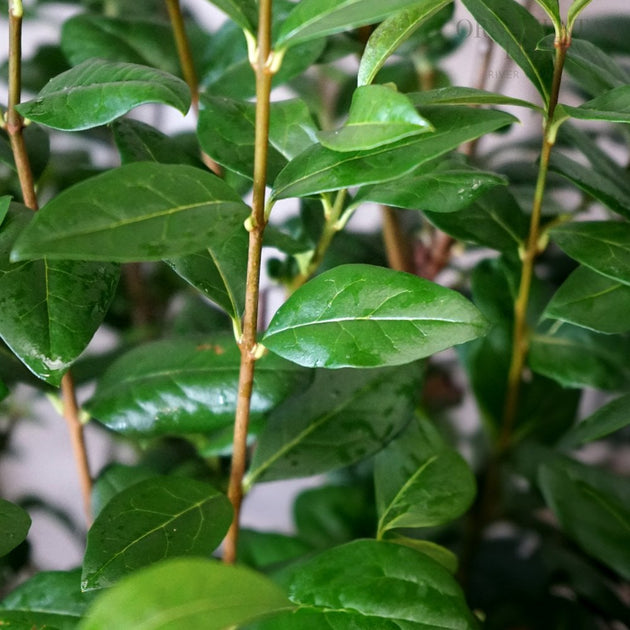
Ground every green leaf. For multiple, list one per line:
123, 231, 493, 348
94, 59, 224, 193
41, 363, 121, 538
533, 0, 561, 31
0, 205, 120, 386
0, 123, 51, 181
79, 558, 291, 629
548, 152, 630, 220
357, 0, 451, 86
276, 0, 452, 48
352, 163, 507, 213
205, 0, 258, 33
247, 364, 420, 483
0, 499, 30, 557
251, 540, 478, 629
86, 337, 310, 437
408, 86, 541, 110
165, 229, 248, 322
61, 15, 179, 75
0, 196, 9, 226
544, 266, 630, 335
375, 416, 475, 537
539, 460, 630, 580
383, 536, 459, 574
563, 86, 630, 124
550, 221, 630, 286
263, 264, 488, 368
272, 106, 515, 200
562, 393, 630, 448
0, 570, 97, 630
238, 530, 312, 571
16, 59, 190, 131
529, 324, 630, 391
112, 119, 203, 168
567, 0, 594, 34
82, 477, 232, 591
11, 163, 250, 262
461, 0, 554, 104
198, 95, 318, 181
91, 464, 158, 518
424, 188, 529, 251
318, 85, 432, 152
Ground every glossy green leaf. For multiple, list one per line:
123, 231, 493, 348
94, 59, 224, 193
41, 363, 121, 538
567, 0, 594, 33
533, 0, 561, 30
352, 163, 507, 213
272, 107, 515, 200
247, 364, 420, 483
549, 152, 630, 220
276, 0, 450, 48
82, 476, 232, 590
0, 205, 120, 386
529, 325, 630, 391
61, 15, 179, 75
384, 536, 458, 574
408, 86, 540, 110
0, 197, 9, 226
165, 228, 248, 321
198, 95, 318, 180
205, 0, 258, 33
318, 85, 432, 151
544, 266, 630, 334
86, 337, 310, 437
91, 464, 158, 518
358, 0, 451, 86
424, 188, 529, 251
562, 394, 630, 448
563, 86, 630, 124
375, 416, 475, 536
461, 0, 554, 104
250, 540, 478, 629
16, 60, 190, 131
0, 569, 96, 630
238, 530, 312, 571
11, 163, 249, 262
79, 558, 291, 630
539, 460, 630, 580
0, 499, 30, 557
263, 264, 488, 368
112, 119, 203, 168
550, 221, 630, 286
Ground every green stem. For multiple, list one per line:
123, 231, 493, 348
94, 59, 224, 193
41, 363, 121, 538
499, 33, 569, 451
5, 0, 93, 524
223, 0, 275, 565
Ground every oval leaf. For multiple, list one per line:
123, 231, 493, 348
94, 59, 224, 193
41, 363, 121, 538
408, 86, 541, 110
563, 85, 630, 124
82, 477, 233, 590
358, 0, 451, 86
318, 85, 432, 152
0, 205, 120, 386
16, 59, 190, 131
205, 0, 258, 33
79, 558, 291, 630
11, 163, 250, 262
272, 107, 516, 201
263, 264, 488, 369
251, 540, 478, 629
375, 416, 476, 536
247, 363, 421, 483
550, 221, 630, 286
86, 337, 310, 437
544, 266, 630, 335
276, 0, 451, 48
0, 570, 97, 629
0, 499, 30, 557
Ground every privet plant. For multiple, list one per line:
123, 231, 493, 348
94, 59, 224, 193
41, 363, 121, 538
0, 0, 629, 627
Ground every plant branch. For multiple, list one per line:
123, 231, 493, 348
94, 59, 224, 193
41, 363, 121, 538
223, 0, 275, 564
500, 32, 569, 451
5, 0, 93, 525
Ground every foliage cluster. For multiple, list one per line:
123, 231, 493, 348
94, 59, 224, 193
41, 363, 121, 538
1, 0, 630, 628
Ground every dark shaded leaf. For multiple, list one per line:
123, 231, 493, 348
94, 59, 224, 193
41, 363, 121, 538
0, 499, 30, 557
82, 476, 232, 590
408, 86, 540, 110
91, 464, 158, 518
563, 86, 630, 124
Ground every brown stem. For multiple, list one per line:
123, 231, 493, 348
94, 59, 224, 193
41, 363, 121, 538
223, 0, 274, 564
381, 206, 414, 273
6, 0, 93, 525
